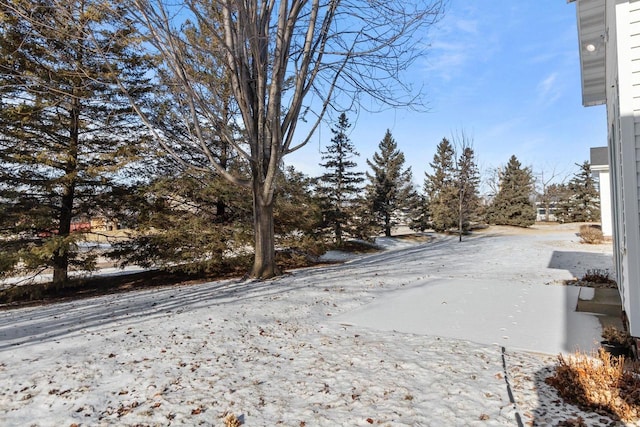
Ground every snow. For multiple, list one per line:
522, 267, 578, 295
0, 225, 636, 426
1, 265, 148, 288
338, 279, 602, 355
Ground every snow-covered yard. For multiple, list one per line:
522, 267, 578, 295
0, 224, 632, 426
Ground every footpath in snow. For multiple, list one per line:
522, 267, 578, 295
1, 224, 632, 426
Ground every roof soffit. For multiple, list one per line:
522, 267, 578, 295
574, 0, 606, 107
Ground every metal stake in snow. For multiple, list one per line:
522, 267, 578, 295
501, 346, 525, 427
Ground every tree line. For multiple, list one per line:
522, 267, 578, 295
0, 0, 598, 286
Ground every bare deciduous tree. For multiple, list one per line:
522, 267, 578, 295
534, 165, 569, 222
124, 0, 446, 278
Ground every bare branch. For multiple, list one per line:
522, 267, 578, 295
117, 0, 446, 277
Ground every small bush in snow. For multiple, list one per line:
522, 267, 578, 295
223, 412, 242, 427
580, 269, 616, 287
579, 224, 604, 244
545, 349, 640, 423
601, 325, 635, 349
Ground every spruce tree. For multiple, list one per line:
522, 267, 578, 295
488, 155, 536, 227
108, 171, 253, 275
424, 138, 480, 238
0, 0, 151, 285
455, 146, 481, 240
556, 161, 600, 222
424, 138, 458, 232
274, 166, 324, 255
317, 113, 365, 245
366, 130, 417, 237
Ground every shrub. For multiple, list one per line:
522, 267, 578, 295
579, 224, 604, 244
545, 350, 640, 423
581, 269, 616, 287
223, 412, 242, 427
601, 325, 635, 349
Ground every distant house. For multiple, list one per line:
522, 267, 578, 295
69, 219, 91, 233
570, 0, 640, 347
535, 203, 558, 222
89, 215, 119, 232
589, 146, 612, 237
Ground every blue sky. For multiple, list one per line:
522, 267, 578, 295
286, 1, 607, 190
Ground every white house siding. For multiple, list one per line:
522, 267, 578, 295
600, 170, 613, 236
609, 0, 640, 337
591, 166, 613, 236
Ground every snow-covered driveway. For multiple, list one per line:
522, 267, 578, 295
336, 228, 614, 355
0, 225, 626, 426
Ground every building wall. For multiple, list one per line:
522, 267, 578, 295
606, 0, 640, 336
592, 167, 613, 236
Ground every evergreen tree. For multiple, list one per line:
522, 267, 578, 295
556, 161, 600, 222
110, 164, 323, 274
0, 0, 151, 285
408, 192, 430, 232
455, 146, 481, 240
424, 138, 458, 232
488, 155, 536, 227
108, 170, 254, 275
274, 166, 325, 257
424, 138, 480, 237
316, 113, 365, 245
366, 130, 417, 237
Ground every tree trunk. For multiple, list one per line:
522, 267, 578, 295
250, 188, 279, 279
216, 199, 227, 222
544, 201, 550, 222
52, 90, 80, 287
458, 191, 463, 242
52, 185, 74, 286
384, 212, 392, 237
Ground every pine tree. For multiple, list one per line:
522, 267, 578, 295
556, 161, 600, 222
424, 138, 458, 232
455, 146, 481, 240
408, 192, 430, 232
366, 130, 417, 237
108, 171, 254, 275
0, 0, 151, 285
274, 166, 324, 256
109, 164, 323, 274
488, 155, 536, 227
316, 113, 365, 245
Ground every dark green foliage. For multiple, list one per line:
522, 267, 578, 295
423, 139, 480, 236
488, 155, 536, 227
455, 146, 481, 237
556, 161, 600, 223
366, 130, 418, 237
316, 113, 365, 245
409, 192, 431, 232
109, 165, 323, 274
424, 138, 458, 232
274, 166, 325, 257
0, 0, 151, 285
109, 170, 254, 274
